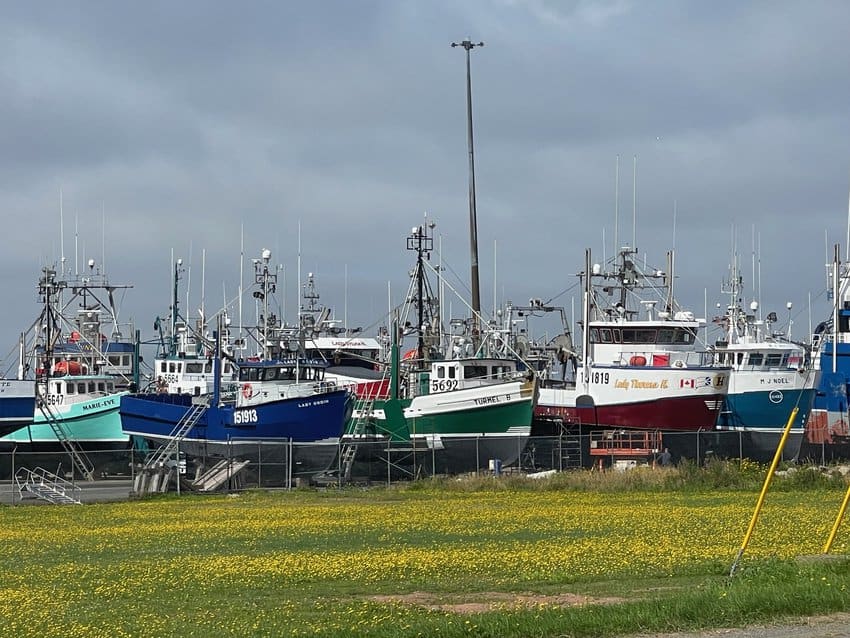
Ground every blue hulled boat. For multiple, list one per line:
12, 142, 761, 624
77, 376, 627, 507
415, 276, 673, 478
805, 244, 850, 460
120, 249, 355, 476
710, 262, 819, 461
0, 379, 35, 437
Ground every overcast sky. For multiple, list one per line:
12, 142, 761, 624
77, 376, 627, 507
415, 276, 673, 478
2, 1, 849, 367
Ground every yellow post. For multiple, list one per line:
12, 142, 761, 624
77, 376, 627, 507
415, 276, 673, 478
729, 406, 799, 577
823, 479, 850, 553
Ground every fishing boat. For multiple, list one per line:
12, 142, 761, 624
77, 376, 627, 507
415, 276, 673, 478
709, 261, 818, 462
147, 257, 237, 397
120, 249, 356, 479
0, 263, 135, 474
534, 248, 731, 437
329, 220, 537, 481
805, 244, 850, 461
0, 380, 35, 438
298, 272, 390, 400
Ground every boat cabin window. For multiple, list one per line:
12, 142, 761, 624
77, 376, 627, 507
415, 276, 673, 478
590, 328, 615, 343
88, 382, 96, 393
107, 382, 114, 393
436, 366, 446, 379
160, 362, 166, 373
765, 353, 783, 368
737, 353, 744, 365
67, 383, 75, 395
123, 355, 131, 367
464, 365, 489, 379
673, 329, 696, 344
77, 383, 86, 393
97, 382, 106, 393
448, 366, 456, 379
657, 329, 675, 344
206, 362, 213, 373
54, 382, 62, 394
168, 362, 176, 373
186, 363, 203, 374
621, 329, 657, 344
242, 367, 261, 382
108, 355, 121, 366
748, 353, 764, 367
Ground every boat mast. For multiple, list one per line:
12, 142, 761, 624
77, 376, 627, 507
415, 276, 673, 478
451, 38, 484, 347
253, 249, 275, 360
833, 243, 840, 374
171, 255, 183, 357
407, 221, 436, 363
582, 249, 592, 392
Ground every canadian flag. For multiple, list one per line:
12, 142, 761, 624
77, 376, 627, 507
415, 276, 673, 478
679, 378, 695, 388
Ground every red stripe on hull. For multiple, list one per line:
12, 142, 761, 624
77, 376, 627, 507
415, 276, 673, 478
534, 394, 724, 432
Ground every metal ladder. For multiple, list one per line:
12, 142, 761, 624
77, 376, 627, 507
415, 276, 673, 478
142, 400, 208, 472
15, 466, 82, 504
336, 394, 375, 483
133, 400, 208, 496
35, 390, 96, 482
557, 434, 583, 470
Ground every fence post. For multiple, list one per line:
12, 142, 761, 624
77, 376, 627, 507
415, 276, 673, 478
738, 430, 743, 465
257, 442, 262, 489
696, 429, 701, 465
176, 440, 181, 496
517, 434, 521, 472
11, 446, 16, 506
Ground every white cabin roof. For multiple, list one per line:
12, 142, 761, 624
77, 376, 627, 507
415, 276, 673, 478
305, 337, 381, 351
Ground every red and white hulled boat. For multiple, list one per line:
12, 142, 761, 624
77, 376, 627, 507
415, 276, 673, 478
535, 248, 730, 432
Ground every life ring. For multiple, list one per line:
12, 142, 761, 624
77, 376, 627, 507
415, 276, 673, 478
242, 383, 252, 399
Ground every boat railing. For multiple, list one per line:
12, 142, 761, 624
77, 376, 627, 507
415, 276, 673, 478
605, 350, 718, 368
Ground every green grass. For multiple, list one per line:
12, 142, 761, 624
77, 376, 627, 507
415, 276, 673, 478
2, 462, 850, 637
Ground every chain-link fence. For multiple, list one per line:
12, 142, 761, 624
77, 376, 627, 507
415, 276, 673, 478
1, 429, 836, 499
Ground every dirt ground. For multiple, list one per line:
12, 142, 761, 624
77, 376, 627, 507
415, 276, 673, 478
368, 592, 850, 637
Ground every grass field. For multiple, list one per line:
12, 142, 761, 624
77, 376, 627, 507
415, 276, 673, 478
2, 463, 850, 637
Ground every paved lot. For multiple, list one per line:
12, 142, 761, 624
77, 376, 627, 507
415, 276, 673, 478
0, 478, 134, 505
637, 613, 850, 638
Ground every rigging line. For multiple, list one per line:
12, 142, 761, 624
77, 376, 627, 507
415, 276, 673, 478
544, 280, 581, 306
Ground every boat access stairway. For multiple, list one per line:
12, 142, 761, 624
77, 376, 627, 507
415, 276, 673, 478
36, 390, 96, 482
15, 466, 82, 504
132, 397, 251, 495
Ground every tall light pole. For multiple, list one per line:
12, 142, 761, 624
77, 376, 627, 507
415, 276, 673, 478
451, 38, 484, 345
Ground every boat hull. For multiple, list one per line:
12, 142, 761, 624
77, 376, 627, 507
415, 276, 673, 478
0, 392, 127, 445
0, 379, 35, 437
536, 365, 728, 432
120, 390, 354, 476
345, 378, 536, 476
